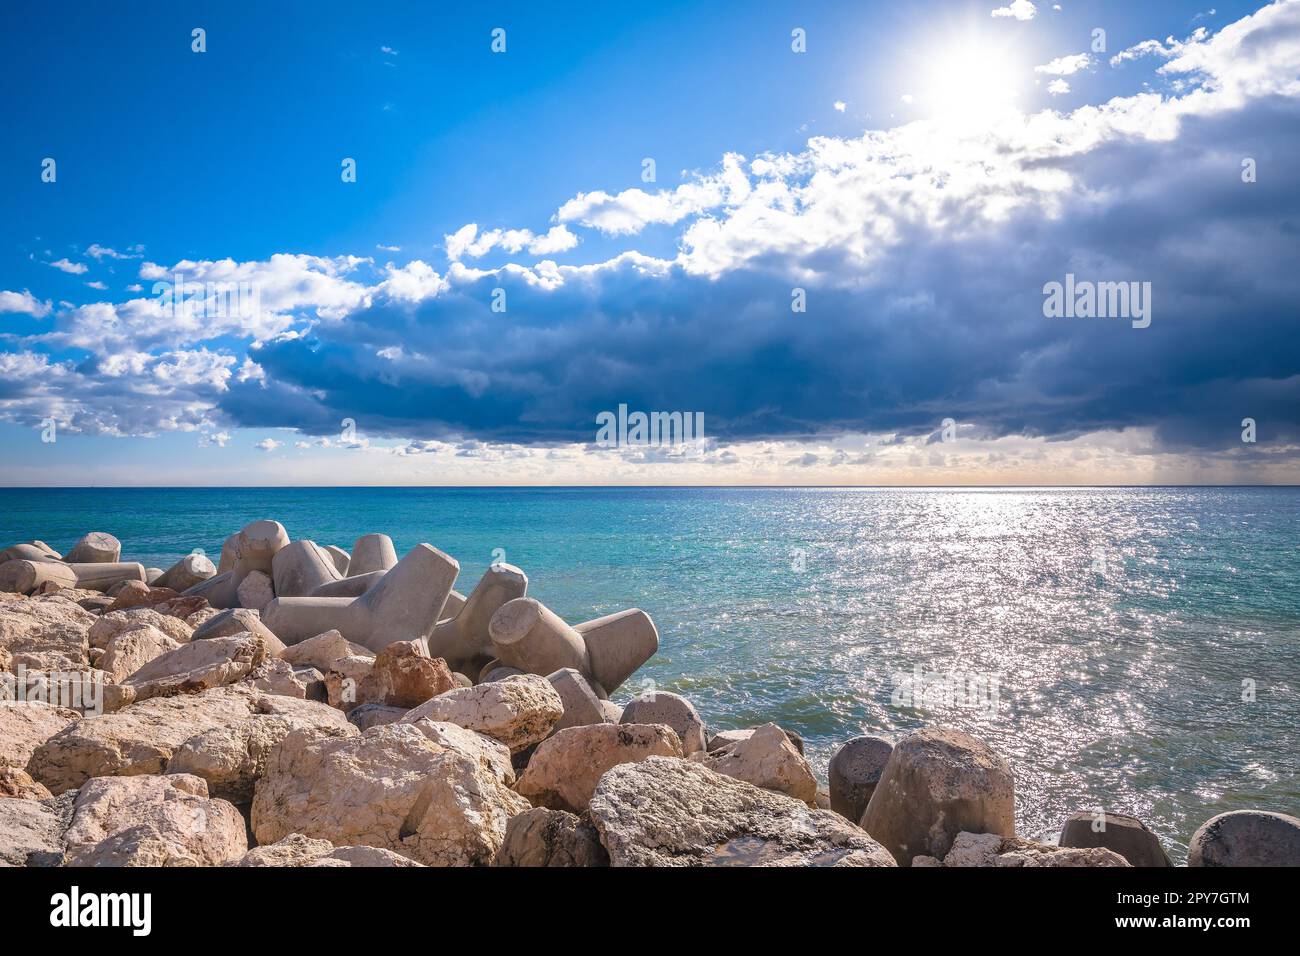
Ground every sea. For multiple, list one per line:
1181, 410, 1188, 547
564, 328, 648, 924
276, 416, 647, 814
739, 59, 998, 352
3, 485, 1297, 860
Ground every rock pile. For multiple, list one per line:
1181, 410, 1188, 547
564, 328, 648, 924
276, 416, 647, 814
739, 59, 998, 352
2, 521, 1297, 867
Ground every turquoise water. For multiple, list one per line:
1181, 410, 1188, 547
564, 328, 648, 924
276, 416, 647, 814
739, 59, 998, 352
3, 486, 1297, 859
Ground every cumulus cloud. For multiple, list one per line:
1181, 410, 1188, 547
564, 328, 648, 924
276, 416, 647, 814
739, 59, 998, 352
48, 258, 87, 275
991, 0, 1037, 21
1047, 78, 1070, 95
445, 223, 579, 259
254, 438, 282, 452
1036, 53, 1091, 75
0, 289, 52, 318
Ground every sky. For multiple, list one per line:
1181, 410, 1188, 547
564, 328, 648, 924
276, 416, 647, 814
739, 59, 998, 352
1, 0, 1298, 486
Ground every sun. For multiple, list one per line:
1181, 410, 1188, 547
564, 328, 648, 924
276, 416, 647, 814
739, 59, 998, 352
919, 39, 1027, 125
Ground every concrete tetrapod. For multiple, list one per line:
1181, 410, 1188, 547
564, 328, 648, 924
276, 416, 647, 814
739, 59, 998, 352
261, 543, 459, 650
575, 608, 659, 695
312, 570, 385, 598
65, 532, 121, 563
428, 563, 528, 670
488, 598, 591, 677
198, 520, 291, 609
349, 533, 398, 576
154, 553, 217, 591
0, 560, 146, 595
272, 540, 342, 597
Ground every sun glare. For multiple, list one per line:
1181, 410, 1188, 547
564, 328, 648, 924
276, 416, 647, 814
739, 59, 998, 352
920, 39, 1026, 125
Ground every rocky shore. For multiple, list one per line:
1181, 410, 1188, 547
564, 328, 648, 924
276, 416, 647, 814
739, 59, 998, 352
2, 522, 1298, 867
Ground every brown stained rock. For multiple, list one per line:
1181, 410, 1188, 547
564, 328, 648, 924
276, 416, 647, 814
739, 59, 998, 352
517, 722, 682, 813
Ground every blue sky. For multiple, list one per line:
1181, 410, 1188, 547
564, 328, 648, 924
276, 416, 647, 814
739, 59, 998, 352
1, 0, 1297, 485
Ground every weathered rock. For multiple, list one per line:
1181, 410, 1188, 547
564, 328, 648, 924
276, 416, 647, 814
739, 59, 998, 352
480, 665, 524, 683
99, 625, 181, 682
277, 628, 371, 671
589, 756, 896, 867
62, 773, 247, 866
114, 632, 266, 707
89, 608, 193, 648
620, 691, 707, 755
1058, 811, 1172, 867
704, 723, 817, 804
494, 807, 609, 867
828, 735, 893, 824
324, 656, 373, 708
1187, 810, 1300, 867
166, 702, 353, 803
1, 701, 80, 769
66, 532, 121, 564
251, 722, 530, 865
937, 831, 1129, 867
28, 686, 282, 793
242, 657, 325, 701
547, 667, 611, 733
0, 765, 52, 799
399, 674, 564, 753
0, 596, 94, 671
355, 640, 457, 709
106, 582, 183, 614
347, 702, 407, 731
0, 792, 73, 866
238, 833, 422, 867
708, 726, 805, 755
191, 607, 285, 655
517, 723, 682, 813
237, 570, 275, 612
860, 726, 1015, 866
408, 718, 515, 785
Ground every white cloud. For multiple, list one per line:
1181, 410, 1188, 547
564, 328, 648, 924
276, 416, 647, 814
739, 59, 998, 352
1035, 53, 1091, 75
991, 0, 1037, 21
0, 289, 52, 318
86, 244, 141, 260
444, 223, 579, 260
85, 280, 108, 290
48, 258, 87, 275
834, 100, 846, 112
254, 438, 282, 452
1047, 78, 1070, 95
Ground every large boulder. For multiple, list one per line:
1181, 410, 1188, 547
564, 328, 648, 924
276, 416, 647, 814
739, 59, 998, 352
1, 701, 80, 770
1058, 811, 1172, 867
113, 632, 267, 708
517, 723, 683, 813
407, 718, 515, 785
619, 691, 707, 755
1187, 810, 1300, 867
828, 735, 893, 824
238, 833, 422, 867
0, 766, 52, 800
0, 595, 95, 672
355, 640, 457, 709
0, 792, 74, 866
88, 608, 193, 648
165, 701, 353, 803
860, 726, 1015, 866
494, 807, 609, 867
251, 723, 530, 866
27, 686, 323, 794
589, 756, 896, 867
399, 674, 563, 754
191, 607, 285, 655
98, 625, 181, 682
278, 629, 371, 671
62, 773, 247, 866
704, 722, 817, 805
923, 831, 1129, 867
